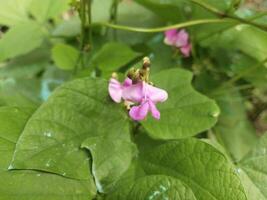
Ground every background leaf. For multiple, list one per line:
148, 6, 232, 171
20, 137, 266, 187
0, 0, 32, 26
52, 43, 79, 70
0, 22, 45, 62
30, 0, 70, 22
92, 42, 141, 74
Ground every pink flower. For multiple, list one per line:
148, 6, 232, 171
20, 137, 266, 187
164, 29, 192, 57
108, 77, 132, 103
123, 82, 168, 121
108, 79, 168, 121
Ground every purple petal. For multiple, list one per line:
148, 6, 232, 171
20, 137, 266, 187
145, 83, 168, 103
129, 101, 149, 121
122, 82, 143, 103
180, 43, 192, 57
164, 29, 178, 46
148, 100, 160, 120
108, 78, 123, 103
175, 29, 189, 48
123, 77, 132, 87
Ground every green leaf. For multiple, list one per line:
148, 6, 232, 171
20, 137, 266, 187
0, 22, 44, 62
0, 106, 96, 200
92, 42, 141, 74
135, 0, 183, 22
142, 68, 220, 139
214, 91, 258, 161
82, 137, 136, 192
142, 138, 247, 200
0, 0, 32, 26
205, 25, 267, 62
226, 26, 267, 62
106, 175, 197, 200
52, 16, 81, 37
238, 134, 267, 199
0, 78, 42, 107
52, 43, 79, 70
30, 0, 70, 22
10, 77, 131, 180
230, 53, 267, 89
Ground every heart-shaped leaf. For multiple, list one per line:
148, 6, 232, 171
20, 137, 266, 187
141, 138, 247, 200
82, 137, 137, 193
142, 68, 220, 139
0, 106, 96, 200
10, 77, 131, 180
238, 134, 267, 199
106, 175, 197, 200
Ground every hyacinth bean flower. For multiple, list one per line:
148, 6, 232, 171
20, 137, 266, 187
122, 81, 168, 121
108, 78, 168, 121
164, 29, 192, 57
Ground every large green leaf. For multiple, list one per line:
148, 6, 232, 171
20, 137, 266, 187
92, 42, 141, 74
10, 77, 131, 180
30, 0, 70, 22
106, 175, 197, 200
52, 43, 79, 70
238, 134, 267, 200
0, 0, 32, 26
142, 138, 247, 200
0, 22, 45, 62
142, 68, 220, 139
214, 91, 258, 161
0, 106, 96, 200
82, 137, 136, 193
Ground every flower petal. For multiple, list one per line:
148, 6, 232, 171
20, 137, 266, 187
164, 29, 178, 46
146, 83, 168, 103
122, 82, 143, 103
148, 100, 160, 120
123, 77, 132, 87
180, 43, 192, 57
108, 78, 123, 103
129, 101, 149, 121
175, 29, 189, 48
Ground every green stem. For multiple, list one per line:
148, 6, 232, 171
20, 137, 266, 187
199, 12, 267, 42
109, 0, 119, 39
86, 0, 93, 49
94, 18, 235, 33
189, 0, 267, 31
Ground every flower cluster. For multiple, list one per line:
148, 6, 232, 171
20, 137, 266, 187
164, 29, 192, 57
108, 57, 168, 121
